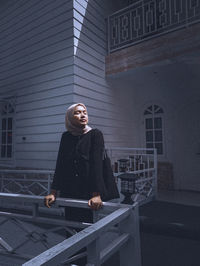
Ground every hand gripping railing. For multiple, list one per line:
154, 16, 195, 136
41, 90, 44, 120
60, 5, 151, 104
0, 193, 141, 266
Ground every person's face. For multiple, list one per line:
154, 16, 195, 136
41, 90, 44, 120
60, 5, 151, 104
73, 105, 88, 127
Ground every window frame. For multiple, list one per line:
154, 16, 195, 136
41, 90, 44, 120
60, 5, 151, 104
143, 104, 165, 156
0, 99, 15, 166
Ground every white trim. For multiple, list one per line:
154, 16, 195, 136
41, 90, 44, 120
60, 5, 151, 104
0, 98, 16, 167
140, 102, 167, 160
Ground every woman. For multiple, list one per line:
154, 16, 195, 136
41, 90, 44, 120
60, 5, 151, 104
44, 103, 119, 222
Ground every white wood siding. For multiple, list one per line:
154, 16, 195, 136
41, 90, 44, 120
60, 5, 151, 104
0, 0, 135, 170
73, 0, 134, 147
0, 0, 74, 169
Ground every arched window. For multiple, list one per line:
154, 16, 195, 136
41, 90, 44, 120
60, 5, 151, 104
144, 104, 164, 155
0, 101, 15, 159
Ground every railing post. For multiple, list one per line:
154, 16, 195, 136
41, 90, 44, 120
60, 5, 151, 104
0, 173, 3, 192
153, 148, 158, 200
119, 204, 141, 266
87, 238, 101, 266
32, 203, 39, 218
47, 174, 51, 194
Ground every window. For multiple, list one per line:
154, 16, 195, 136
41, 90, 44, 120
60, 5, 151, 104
144, 104, 164, 155
0, 101, 15, 159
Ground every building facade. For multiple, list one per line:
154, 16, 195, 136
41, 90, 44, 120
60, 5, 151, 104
0, 0, 200, 192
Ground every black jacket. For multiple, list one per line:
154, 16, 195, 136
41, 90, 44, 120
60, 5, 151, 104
51, 128, 108, 200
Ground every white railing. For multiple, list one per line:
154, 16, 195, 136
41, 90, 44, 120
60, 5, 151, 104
108, 0, 200, 53
0, 169, 54, 195
107, 147, 157, 204
0, 147, 157, 205
0, 193, 141, 266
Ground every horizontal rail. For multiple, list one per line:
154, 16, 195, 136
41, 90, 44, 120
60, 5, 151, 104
0, 169, 54, 174
114, 168, 156, 176
0, 193, 122, 212
108, 147, 156, 152
0, 210, 90, 229
22, 206, 133, 266
1, 177, 51, 182
0, 193, 140, 266
100, 233, 129, 264
136, 176, 156, 183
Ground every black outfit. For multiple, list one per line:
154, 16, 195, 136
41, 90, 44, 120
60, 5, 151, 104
51, 128, 107, 200
51, 128, 119, 221
51, 128, 118, 265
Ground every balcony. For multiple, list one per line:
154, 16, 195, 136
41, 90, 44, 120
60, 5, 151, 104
106, 0, 200, 75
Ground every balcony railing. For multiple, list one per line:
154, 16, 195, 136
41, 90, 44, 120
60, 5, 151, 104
0, 147, 157, 207
108, 147, 157, 204
0, 169, 53, 195
108, 0, 200, 53
0, 147, 157, 206
0, 193, 141, 266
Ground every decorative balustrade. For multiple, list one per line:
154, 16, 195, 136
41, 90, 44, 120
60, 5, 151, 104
0, 169, 53, 195
107, 147, 157, 204
0, 193, 141, 266
108, 0, 200, 53
0, 147, 157, 206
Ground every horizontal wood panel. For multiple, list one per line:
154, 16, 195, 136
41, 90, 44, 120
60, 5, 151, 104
73, 9, 106, 44
74, 0, 105, 32
16, 124, 65, 136
1, 45, 74, 75
0, 0, 72, 36
74, 38, 104, 63
16, 151, 58, 160
0, 74, 74, 99
1, 16, 73, 54
74, 85, 114, 103
16, 102, 70, 120
17, 115, 65, 129
75, 47, 104, 70
0, 26, 73, 63
0, 0, 21, 20
1, 65, 74, 89
16, 142, 61, 152
17, 93, 73, 112
73, 94, 114, 112
74, 27, 105, 55
0, 0, 42, 27
1, 56, 74, 83
17, 84, 73, 104
74, 66, 107, 86
74, 57, 105, 77
16, 159, 56, 170
19, 75, 74, 97
73, 76, 112, 96
16, 132, 63, 144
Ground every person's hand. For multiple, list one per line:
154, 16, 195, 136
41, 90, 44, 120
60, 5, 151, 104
88, 195, 103, 210
44, 193, 56, 208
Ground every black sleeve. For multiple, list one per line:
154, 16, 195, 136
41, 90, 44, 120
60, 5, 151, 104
89, 129, 106, 197
51, 133, 65, 191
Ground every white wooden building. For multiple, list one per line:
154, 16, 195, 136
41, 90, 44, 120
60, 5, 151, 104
0, 0, 200, 192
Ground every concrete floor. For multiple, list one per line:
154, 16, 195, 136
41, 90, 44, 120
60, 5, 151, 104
140, 190, 200, 266
158, 189, 200, 207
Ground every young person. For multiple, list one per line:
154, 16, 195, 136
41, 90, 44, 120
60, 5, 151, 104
45, 103, 119, 221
